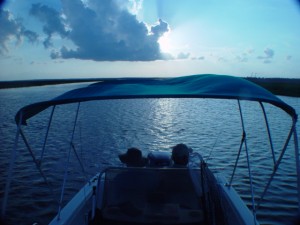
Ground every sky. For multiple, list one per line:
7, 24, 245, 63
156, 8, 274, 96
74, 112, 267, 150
0, 0, 300, 81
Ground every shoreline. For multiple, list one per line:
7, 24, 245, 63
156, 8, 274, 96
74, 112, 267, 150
0, 78, 104, 89
0, 77, 299, 97
245, 77, 300, 97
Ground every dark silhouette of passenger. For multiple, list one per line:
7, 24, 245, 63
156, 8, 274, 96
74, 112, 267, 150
171, 143, 190, 167
118, 147, 147, 167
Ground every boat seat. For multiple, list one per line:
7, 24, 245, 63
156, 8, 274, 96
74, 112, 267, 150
103, 167, 159, 207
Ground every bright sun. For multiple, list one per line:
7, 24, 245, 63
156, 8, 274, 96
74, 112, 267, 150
158, 32, 171, 53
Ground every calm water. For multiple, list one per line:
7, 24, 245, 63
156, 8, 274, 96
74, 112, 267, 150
0, 83, 299, 225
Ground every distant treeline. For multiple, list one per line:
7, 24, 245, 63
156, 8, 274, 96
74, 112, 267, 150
245, 77, 300, 97
0, 77, 299, 97
0, 78, 104, 89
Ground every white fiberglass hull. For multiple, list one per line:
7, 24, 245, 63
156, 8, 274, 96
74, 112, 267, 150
49, 168, 258, 225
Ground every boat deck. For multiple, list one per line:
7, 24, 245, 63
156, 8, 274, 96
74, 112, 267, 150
91, 167, 205, 224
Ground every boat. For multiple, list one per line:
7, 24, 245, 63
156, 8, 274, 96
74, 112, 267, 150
1, 74, 299, 225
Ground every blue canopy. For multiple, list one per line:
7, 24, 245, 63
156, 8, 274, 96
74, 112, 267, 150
16, 74, 297, 125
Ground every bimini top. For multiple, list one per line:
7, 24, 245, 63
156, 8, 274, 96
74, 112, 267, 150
16, 74, 297, 125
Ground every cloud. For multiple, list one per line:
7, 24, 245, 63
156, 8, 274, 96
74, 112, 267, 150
191, 56, 205, 60
151, 19, 169, 38
233, 48, 254, 63
264, 48, 274, 58
247, 48, 254, 54
30, 0, 170, 61
177, 52, 190, 59
263, 59, 272, 64
0, 9, 38, 54
218, 57, 227, 62
30, 3, 69, 48
237, 56, 248, 62
236, 54, 248, 62
257, 47, 275, 63
160, 52, 174, 60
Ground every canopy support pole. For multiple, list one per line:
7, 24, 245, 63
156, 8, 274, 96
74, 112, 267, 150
40, 106, 56, 166
1, 112, 22, 219
256, 121, 295, 209
260, 102, 276, 165
229, 131, 245, 186
71, 142, 88, 182
57, 102, 81, 220
238, 100, 257, 224
19, 128, 55, 191
293, 119, 300, 212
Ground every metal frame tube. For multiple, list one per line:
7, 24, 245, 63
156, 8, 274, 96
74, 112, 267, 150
40, 106, 56, 165
1, 112, 22, 218
238, 100, 257, 224
57, 103, 81, 220
292, 119, 300, 211
229, 131, 245, 186
256, 122, 295, 209
260, 102, 276, 165
19, 128, 54, 189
